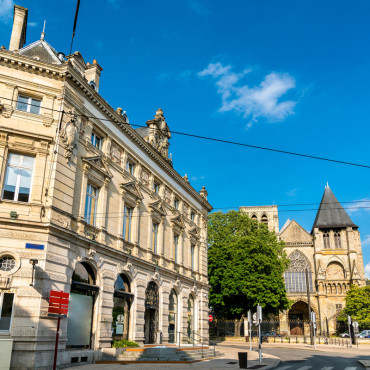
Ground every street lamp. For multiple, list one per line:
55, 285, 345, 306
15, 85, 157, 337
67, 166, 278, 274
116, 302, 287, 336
29, 259, 38, 286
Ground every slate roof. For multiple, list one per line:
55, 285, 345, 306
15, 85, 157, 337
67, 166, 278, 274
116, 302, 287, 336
19, 39, 62, 65
280, 218, 291, 234
135, 126, 149, 137
311, 185, 357, 231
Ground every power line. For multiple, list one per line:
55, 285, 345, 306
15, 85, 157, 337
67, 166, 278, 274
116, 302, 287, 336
1, 95, 370, 169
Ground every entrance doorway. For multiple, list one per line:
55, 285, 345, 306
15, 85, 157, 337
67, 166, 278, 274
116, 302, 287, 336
168, 290, 178, 343
288, 301, 310, 335
144, 282, 159, 344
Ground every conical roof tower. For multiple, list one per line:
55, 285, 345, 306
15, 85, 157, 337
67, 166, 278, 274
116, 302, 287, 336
311, 185, 357, 232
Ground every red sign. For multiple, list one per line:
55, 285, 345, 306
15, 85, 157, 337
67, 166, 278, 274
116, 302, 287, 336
48, 290, 69, 316
209, 314, 213, 322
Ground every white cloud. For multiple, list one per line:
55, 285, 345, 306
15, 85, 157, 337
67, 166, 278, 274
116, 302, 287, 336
365, 262, 370, 279
361, 235, 370, 247
0, 0, 13, 23
286, 188, 298, 197
198, 62, 297, 126
346, 198, 370, 215
28, 22, 37, 27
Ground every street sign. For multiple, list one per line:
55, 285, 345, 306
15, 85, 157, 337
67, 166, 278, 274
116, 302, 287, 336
48, 290, 69, 316
257, 304, 262, 323
347, 315, 352, 325
253, 312, 257, 323
248, 310, 251, 323
353, 321, 359, 329
208, 314, 213, 322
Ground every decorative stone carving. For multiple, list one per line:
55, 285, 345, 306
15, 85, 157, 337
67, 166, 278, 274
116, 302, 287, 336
199, 186, 208, 200
191, 285, 198, 295
317, 265, 326, 280
42, 112, 54, 127
287, 250, 311, 272
61, 109, 79, 161
88, 248, 96, 259
0, 103, 14, 118
140, 169, 150, 186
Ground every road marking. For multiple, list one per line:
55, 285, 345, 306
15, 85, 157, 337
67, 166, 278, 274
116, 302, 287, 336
277, 366, 292, 370
321, 367, 334, 370
296, 367, 312, 370
344, 368, 357, 370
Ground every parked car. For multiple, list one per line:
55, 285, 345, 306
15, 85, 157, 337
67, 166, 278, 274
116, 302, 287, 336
357, 330, 370, 338
340, 332, 350, 338
261, 331, 281, 337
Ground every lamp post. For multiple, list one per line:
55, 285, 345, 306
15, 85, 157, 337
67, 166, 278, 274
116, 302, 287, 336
29, 259, 38, 286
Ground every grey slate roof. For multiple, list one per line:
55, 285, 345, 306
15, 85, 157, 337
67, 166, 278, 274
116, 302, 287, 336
311, 186, 357, 231
19, 39, 62, 65
135, 126, 149, 137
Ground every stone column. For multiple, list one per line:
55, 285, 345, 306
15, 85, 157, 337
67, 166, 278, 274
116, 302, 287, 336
77, 163, 90, 231
161, 289, 170, 344
97, 178, 110, 243
133, 200, 141, 256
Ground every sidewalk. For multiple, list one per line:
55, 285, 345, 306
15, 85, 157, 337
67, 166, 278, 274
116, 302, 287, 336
68, 345, 280, 369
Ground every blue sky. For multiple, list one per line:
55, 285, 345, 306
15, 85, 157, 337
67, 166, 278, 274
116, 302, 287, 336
1, 0, 370, 277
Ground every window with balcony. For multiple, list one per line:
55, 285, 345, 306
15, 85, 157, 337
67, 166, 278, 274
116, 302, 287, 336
2, 153, 34, 202
16, 95, 41, 114
123, 206, 133, 242
152, 222, 159, 254
84, 184, 98, 226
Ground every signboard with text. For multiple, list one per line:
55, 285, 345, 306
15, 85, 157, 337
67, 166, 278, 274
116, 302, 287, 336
48, 290, 69, 316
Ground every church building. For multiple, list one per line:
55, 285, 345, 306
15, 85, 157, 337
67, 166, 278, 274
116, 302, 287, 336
240, 185, 367, 335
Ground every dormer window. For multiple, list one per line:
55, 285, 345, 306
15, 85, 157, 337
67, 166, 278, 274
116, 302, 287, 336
16, 95, 41, 115
126, 161, 135, 175
89, 81, 97, 91
153, 181, 160, 195
91, 132, 102, 150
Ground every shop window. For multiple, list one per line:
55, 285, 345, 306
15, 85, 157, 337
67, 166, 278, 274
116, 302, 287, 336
67, 262, 98, 349
16, 95, 41, 114
2, 153, 34, 202
168, 290, 178, 343
113, 274, 133, 341
91, 132, 102, 150
84, 183, 98, 226
0, 293, 14, 332
123, 206, 133, 242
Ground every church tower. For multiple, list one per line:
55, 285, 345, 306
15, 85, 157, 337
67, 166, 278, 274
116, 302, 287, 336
311, 185, 366, 328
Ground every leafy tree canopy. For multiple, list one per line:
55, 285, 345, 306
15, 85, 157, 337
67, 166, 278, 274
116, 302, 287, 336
208, 210, 290, 318
337, 285, 370, 330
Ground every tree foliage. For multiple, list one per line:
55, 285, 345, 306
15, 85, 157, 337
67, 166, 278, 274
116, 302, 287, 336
208, 210, 290, 318
337, 285, 370, 330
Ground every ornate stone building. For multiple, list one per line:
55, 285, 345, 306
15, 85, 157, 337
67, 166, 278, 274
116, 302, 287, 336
241, 185, 366, 335
0, 5, 212, 369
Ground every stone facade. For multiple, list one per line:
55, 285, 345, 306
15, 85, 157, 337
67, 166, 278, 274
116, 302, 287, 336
0, 5, 212, 369
241, 187, 366, 335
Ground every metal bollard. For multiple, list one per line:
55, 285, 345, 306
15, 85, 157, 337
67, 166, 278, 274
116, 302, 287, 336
296, 337, 298, 343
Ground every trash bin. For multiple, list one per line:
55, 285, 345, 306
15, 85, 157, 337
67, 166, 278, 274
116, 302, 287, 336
238, 352, 248, 369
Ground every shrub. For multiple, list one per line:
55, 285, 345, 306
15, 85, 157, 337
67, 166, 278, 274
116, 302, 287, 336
112, 339, 139, 348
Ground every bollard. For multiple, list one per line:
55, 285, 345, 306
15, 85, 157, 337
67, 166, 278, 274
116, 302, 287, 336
296, 337, 298, 343
289, 336, 290, 343
274, 336, 276, 343
238, 352, 248, 369
281, 336, 283, 343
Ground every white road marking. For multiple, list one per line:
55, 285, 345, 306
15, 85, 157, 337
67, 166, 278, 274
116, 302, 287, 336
296, 367, 312, 370
321, 367, 334, 370
344, 368, 357, 370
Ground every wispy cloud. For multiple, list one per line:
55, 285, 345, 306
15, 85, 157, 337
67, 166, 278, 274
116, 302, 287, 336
286, 188, 298, 197
362, 235, 370, 247
365, 262, 370, 279
346, 198, 370, 215
198, 62, 297, 127
188, 0, 209, 14
28, 22, 37, 27
191, 175, 206, 182
0, 0, 13, 23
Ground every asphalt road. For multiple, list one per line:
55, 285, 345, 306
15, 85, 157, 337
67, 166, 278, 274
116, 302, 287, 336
263, 345, 368, 370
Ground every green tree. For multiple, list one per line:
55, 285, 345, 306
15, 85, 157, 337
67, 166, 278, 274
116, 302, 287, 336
208, 210, 290, 318
338, 285, 370, 330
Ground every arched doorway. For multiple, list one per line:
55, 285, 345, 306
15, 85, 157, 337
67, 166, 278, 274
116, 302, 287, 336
67, 262, 98, 348
288, 301, 312, 335
112, 274, 133, 340
144, 281, 159, 344
187, 295, 194, 340
168, 289, 178, 343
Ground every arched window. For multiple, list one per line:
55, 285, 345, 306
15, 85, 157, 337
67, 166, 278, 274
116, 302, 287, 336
187, 295, 194, 340
323, 231, 330, 249
251, 214, 258, 221
168, 290, 178, 343
326, 262, 345, 280
261, 214, 268, 225
284, 250, 313, 293
67, 262, 98, 349
113, 274, 133, 341
334, 230, 341, 249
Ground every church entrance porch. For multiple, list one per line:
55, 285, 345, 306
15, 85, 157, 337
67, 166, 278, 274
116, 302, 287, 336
144, 282, 159, 344
288, 301, 312, 336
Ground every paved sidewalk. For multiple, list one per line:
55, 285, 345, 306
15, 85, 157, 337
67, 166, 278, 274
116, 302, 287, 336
68, 344, 280, 369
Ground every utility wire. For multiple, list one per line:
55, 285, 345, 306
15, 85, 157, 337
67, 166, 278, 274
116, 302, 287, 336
1, 95, 370, 169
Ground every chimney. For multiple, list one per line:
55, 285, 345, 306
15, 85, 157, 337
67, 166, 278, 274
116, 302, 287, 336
84, 59, 103, 92
9, 5, 28, 51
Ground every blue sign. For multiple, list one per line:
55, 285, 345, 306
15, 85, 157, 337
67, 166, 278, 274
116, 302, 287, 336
25, 243, 44, 250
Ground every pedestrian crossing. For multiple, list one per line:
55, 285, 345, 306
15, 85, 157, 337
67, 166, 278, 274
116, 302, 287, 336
277, 366, 357, 370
